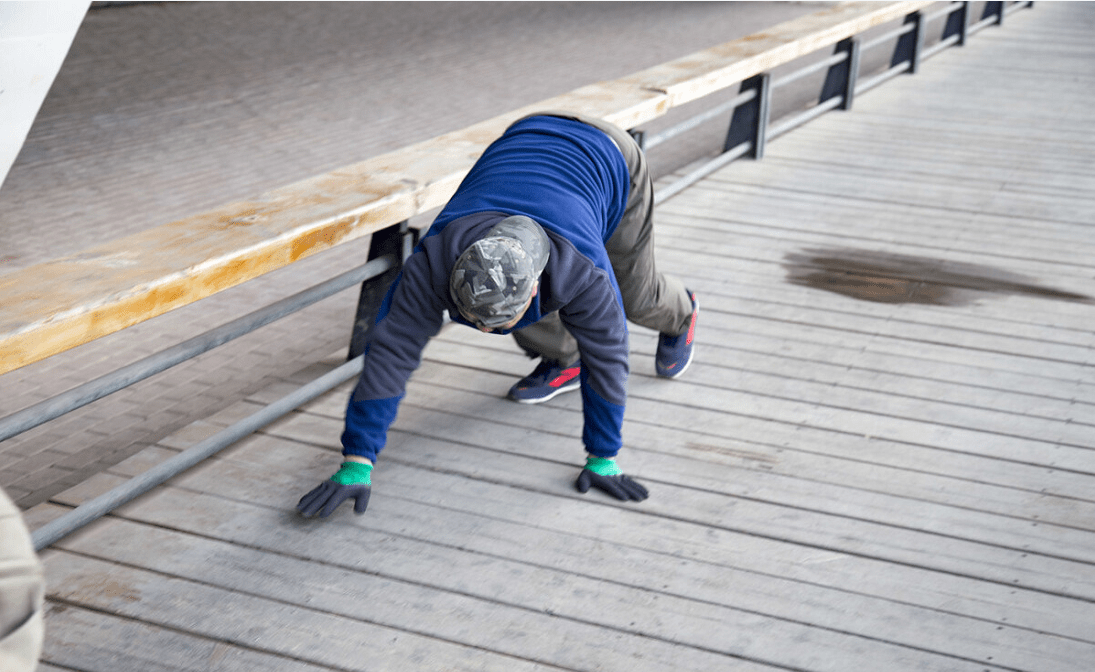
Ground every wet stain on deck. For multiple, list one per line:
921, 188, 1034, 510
784, 248, 1092, 306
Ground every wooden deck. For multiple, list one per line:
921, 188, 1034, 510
28, 3, 1094, 671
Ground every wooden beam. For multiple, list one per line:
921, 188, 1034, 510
625, 2, 936, 107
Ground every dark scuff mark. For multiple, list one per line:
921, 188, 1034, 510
784, 247, 1092, 307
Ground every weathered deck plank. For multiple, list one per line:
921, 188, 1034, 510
41, 602, 335, 672
662, 187, 1095, 279
417, 338, 1095, 503
44, 425, 1095, 670
34, 2, 1095, 671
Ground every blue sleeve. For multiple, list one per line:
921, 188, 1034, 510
580, 366, 625, 457
341, 394, 402, 463
557, 267, 630, 457
341, 252, 446, 460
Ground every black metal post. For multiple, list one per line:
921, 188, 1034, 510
890, 11, 925, 74
819, 38, 862, 111
944, 2, 972, 46
348, 220, 417, 359
628, 128, 647, 152
724, 73, 771, 159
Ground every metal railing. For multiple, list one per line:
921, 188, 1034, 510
20, 0, 1032, 550
650, 0, 1031, 203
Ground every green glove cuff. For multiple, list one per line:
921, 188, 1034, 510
585, 456, 622, 476
331, 461, 373, 486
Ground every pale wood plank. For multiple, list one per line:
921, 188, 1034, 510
43, 551, 568, 672
174, 411, 1095, 604
653, 213, 1095, 299
57, 516, 991, 672
699, 163, 1095, 235
384, 379, 1095, 559
52, 520, 785, 672
780, 125, 1095, 182
636, 305, 1092, 403
667, 179, 1095, 255
725, 152, 1095, 217
668, 307, 1093, 399
649, 227, 1095, 338
42, 601, 335, 672
400, 346, 1093, 476
144, 381, 1095, 521
277, 385, 1095, 560
657, 202, 1095, 297
238, 347, 1094, 530
653, 258, 1094, 359
54, 443, 1091, 670
249, 342, 1095, 504
154, 433, 1095, 643
656, 249, 1094, 361
273, 395, 1095, 540
423, 335, 1095, 478
43, 410, 1095, 668
535, 323, 1091, 425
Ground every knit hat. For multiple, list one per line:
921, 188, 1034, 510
449, 216, 549, 329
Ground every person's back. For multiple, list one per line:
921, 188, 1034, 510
426, 115, 630, 265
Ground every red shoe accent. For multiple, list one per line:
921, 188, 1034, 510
550, 366, 581, 388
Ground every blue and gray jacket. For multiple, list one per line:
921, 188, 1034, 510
342, 115, 632, 462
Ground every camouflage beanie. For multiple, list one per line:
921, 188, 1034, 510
449, 216, 549, 329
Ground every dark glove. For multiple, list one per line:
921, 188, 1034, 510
297, 461, 372, 517
575, 456, 649, 502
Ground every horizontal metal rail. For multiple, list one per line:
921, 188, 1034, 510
768, 95, 848, 140
922, 31, 963, 60
643, 88, 757, 152
860, 17, 917, 52
0, 254, 394, 443
654, 141, 755, 205
771, 50, 850, 91
32, 355, 365, 551
857, 59, 915, 95
648, 1, 1031, 205
642, 89, 755, 151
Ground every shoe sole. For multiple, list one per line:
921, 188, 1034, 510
508, 380, 581, 404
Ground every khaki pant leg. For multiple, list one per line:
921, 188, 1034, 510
600, 134, 692, 337
0, 488, 45, 672
510, 111, 693, 363
559, 112, 692, 336
513, 311, 579, 366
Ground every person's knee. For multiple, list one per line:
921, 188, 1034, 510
620, 289, 659, 323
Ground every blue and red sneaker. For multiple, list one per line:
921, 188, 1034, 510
508, 359, 582, 404
655, 291, 697, 378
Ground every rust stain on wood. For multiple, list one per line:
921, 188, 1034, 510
784, 248, 1093, 306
